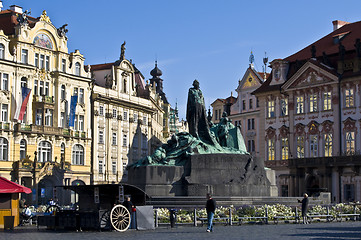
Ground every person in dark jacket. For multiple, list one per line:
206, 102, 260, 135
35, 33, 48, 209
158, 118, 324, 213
298, 193, 309, 224
206, 193, 216, 232
122, 196, 134, 214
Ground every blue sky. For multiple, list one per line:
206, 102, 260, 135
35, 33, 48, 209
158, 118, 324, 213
5, 0, 361, 119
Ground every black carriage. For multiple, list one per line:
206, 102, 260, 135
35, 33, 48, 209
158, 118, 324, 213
37, 183, 149, 232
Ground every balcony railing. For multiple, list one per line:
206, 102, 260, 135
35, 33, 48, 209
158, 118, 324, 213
0, 122, 10, 130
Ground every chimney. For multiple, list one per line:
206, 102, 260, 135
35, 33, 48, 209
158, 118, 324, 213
332, 20, 350, 31
10, 5, 23, 14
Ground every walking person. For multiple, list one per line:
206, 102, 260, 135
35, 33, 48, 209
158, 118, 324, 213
298, 193, 309, 224
206, 193, 216, 232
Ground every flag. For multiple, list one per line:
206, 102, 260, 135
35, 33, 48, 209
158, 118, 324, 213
14, 87, 31, 121
68, 95, 78, 127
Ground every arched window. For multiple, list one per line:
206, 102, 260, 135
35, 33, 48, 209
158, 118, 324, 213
0, 137, 8, 161
61, 85, 66, 100
20, 139, 27, 160
0, 43, 4, 59
21, 77, 28, 88
38, 141, 52, 162
72, 144, 84, 165
75, 62, 81, 76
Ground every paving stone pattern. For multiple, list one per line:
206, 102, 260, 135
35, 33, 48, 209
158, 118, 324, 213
2, 222, 361, 240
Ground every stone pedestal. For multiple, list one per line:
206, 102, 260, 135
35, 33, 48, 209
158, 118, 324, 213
127, 154, 273, 197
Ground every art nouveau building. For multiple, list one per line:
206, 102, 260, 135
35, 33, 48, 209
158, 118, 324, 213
0, 6, 92, 204
253, 20, 361, 202
91, 58, 168, 184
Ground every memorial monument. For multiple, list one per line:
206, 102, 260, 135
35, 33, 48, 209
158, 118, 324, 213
127, 80, 273, 197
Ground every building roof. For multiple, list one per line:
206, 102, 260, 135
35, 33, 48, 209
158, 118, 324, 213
0, 177, 32, 194
90, 62, 113, 71
0, 9, 37, 35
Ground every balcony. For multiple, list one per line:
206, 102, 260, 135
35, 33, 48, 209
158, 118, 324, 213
265, 159, 289, 168
288, 155, 361, 168
0, 122, 10, 130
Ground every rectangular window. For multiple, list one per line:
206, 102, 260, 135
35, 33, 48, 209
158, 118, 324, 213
323, 92, 332, 110
1, 104, 8, 121
113, 109, 117, 118
36, 109, 42, 125
99, 131, 104, 144
34, 80, 38, 95
247, 140, 255, 152
35, 53, 39, 67
40, 54, 44, 68
281, 185, 289, 197
214, 110, 218, 120
60, 112, 65, 128
280, 98, 288, 116
45, 82, 49, 96
344, 184, 355, 202
39, 81, 44, 96
62, 59, 66, 72
112, 133, 117, 145
45, 56, 50, 71
2, 73, 8, 91
247, 118, 255, 130
243, 100, 246, 111
44, 109, 53, 126
74, 87, 78, 96
267, 139, 275, 161
134, 113, 138, 123
99, 106, 104, 116
345, 89, 354, 108
79, 88, 84, 104
143, 116, 147, 125
249, 99, 253, 109
123, 111, 128, 121
79, 115, 84, 131
21, 49, 28, 64
296, 96, 304, 114
281, 138, 289, 160
309, 94, 318, 112
267, 100, 275, 118
346, 131, 355, 155
112, 161, 117, 175
324, 133, 333, 157
99, 159, 103, 174
74, 115, 78, 131
310, 135, 318, 157
123, 134, 127, 147
296, 136, 304, 158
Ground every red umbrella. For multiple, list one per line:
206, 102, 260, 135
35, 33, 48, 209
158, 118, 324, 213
0, 177, 32, 194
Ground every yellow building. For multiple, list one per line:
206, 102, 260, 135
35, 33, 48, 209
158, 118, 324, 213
0, 6, 92, 204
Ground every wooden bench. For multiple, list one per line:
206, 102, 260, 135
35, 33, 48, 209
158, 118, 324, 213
336, 213, 360, 222
198, 217, 229, 226
238, 216, 267, 225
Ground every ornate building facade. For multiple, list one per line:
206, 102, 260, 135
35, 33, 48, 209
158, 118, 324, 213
253, 20, 361, 202
0, 6, 92, 204
91, 56, 169, 184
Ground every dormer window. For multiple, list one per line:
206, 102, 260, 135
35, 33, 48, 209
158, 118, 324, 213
75, 62, 81, 76
0, 44, 4, 59
333, 31, 350, 44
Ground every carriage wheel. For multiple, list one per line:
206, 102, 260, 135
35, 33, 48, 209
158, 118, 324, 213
45, 205, 60, 215
110, 205, 131, 232
100, 210, 111, 230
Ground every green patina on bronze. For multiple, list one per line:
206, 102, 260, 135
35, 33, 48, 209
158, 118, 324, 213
128, 80, 248, 168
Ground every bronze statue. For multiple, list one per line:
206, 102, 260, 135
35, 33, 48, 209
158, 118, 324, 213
120, 41, 126, 60
217, 112, 230, 147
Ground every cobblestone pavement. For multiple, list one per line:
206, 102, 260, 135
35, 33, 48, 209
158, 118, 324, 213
2, 222, 361, 240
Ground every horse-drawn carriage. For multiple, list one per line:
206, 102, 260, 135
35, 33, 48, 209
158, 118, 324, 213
37, 183, 150, 232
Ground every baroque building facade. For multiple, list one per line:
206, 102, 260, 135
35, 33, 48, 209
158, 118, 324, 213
91, 56, 169, 184
0, 6, 92, 204
253, 20, 361, 202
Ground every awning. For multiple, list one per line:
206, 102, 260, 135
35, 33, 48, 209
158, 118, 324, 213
0, 177, 32, 194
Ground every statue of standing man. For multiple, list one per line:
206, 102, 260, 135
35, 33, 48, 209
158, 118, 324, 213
186, 80, 219, 146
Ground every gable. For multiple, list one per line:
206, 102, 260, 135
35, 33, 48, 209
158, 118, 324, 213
237, 68, 263, 92
283, 61, 338, 91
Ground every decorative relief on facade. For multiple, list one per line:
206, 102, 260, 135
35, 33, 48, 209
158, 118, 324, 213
321, 120, 334, 133
343, 117, 356, 132
295, 123, 305, 136
33, 33, 53, 49
332, 96, 339, 105
265, 127, 276, 140
279, 125, 289, 138
308, 121, 319, 135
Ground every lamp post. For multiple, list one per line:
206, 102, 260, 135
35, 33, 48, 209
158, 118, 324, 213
32, 151, 37, 205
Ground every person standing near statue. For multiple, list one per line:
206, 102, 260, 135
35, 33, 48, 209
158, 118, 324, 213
298, 193, 309, 224
206, 193, 216, 232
